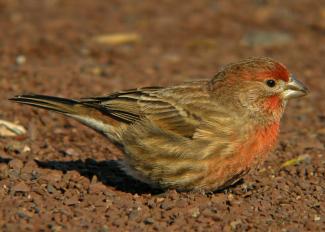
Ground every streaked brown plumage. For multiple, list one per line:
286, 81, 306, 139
10, 57, 308, 191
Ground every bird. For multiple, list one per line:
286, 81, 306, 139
10, 57, 308, 191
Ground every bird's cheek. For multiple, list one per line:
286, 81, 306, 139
238, 91, 255, 107
238, 90, 260, 110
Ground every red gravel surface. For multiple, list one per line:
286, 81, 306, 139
0, 0, 324, 231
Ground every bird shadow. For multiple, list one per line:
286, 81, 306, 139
35, 159, 244, 195
0, 156, 243, 195
35, 158, 164, 195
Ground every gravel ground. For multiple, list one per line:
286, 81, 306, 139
0, 0, 324, 231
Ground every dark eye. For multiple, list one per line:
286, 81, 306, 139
266, 79, 276, 87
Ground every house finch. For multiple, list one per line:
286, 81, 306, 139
10, 57, 308, 191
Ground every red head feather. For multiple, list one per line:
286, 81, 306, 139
213, 57, 290, 83
257, 61, 290, 82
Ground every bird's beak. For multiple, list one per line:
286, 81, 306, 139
283, 75, 309, 99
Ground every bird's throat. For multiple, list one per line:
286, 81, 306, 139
240, 122, 280, 167
263, 95, 282, 111
259, 95, 285, 123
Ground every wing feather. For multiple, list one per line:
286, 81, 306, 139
80, 83, 210, 137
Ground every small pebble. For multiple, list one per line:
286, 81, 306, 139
143, 217, 155, 225
8, 159, 24, 170
16, 55, 26, 65
89, 183, 107, 194
12, 182, 30, 193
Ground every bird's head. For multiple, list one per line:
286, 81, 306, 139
210, 57, 308, 122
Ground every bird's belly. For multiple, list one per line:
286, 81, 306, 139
121, 122, 279, 191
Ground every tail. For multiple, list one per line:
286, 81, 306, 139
9, 94, 121, 142
10, 94, 80, 114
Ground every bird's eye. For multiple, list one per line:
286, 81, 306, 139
266, 79, 276, 87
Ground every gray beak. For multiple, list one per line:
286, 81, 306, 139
283, 75, 309, 99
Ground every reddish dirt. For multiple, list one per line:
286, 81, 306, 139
0, 0, 324, 231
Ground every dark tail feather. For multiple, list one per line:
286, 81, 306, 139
9, 94, 121, 142
9, 94, 80, 115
